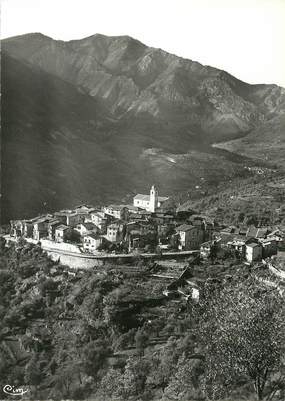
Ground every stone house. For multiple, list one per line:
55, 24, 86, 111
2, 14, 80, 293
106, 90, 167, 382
106, 223, 125, 243
127, 229, 143, 251
259, 238, 278, 258
88, 211, 108, 231
33, 216, 54, 241
74, 222, 98, 237
74, 204, 96, 214
54, 210, 85, 227
54, 225, 72, 243
151, 211, 171, 225
83, 233, 102, 253
266, 230, 284, 250
157, 223, 172, 238
176, 224, 203, 250
163, 268, 200, 302
125, 205, 143, 214
23, 219, 35, 238
227, 238, 246, 257
47, 219, 62, 240
10, 220, 25, 237
103, 205, 129, 221
245, 242, 262, 263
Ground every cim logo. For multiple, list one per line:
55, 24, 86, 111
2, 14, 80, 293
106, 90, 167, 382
3, 385, 29, 397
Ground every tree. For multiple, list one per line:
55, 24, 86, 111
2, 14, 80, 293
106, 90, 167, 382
53, 364, 77, 399
196, 279, 285, 400
135, 328, 148, 355
100, 368, 124, 400
24, 353, 43, 385
113, 329, 135, 351
164, 353, 204, 400
208, 241, 218, 263
0, 236, 6, 254
82, 340, 110, 378
147, 337, 180, 392
122, 357, 150, 398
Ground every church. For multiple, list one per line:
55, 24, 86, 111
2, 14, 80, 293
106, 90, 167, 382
133, 185, 169, 213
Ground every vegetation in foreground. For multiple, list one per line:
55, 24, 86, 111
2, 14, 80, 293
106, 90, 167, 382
0, 238, 284, 401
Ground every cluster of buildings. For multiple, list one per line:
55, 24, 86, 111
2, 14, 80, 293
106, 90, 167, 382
9, 185, 284, 263
201, 225, 284, 263
9, 186, 214, 255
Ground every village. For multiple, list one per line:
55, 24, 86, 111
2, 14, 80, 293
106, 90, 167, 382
8, 185, 284, 264
2, 185, 285, 401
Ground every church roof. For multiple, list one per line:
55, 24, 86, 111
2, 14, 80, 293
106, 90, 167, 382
134, 194, 150, 201
133, 194, 169, 202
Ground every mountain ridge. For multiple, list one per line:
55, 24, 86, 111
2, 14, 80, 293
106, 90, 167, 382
3, 33, 285, 137
2, 33, 285, 223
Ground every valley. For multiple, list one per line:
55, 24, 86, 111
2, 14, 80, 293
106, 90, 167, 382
1, 33, 285, 223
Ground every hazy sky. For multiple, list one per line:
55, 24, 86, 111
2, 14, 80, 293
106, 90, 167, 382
2, 0, 285, 87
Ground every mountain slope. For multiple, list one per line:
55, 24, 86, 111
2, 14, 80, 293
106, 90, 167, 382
2, 52, 252, 223
3, 33, 285, 140
213, 114, 285, 167
2, 33, 285, 223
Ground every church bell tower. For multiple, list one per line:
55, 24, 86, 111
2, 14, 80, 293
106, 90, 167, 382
149, 185, 158, 212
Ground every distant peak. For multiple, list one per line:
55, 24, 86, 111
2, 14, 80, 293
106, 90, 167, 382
68, 33, 146, 48
3, 32, 53, 42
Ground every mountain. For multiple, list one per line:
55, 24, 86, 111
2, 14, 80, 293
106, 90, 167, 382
4, 33, 285, 138
213, 114, 285, 168
2, 33, 285, 222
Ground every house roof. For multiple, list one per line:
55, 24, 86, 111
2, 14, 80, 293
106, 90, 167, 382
74, 204, 95, 210
200, 241, 212, 248
81, 222, 97, 230
176, 224, 194, 232
246, 226, 270, 238
85, 233, 101, 240
125, 205, 142, 211
246, 242, 261, 248
48, 219, 61, 226
108, 223, 122, 229
216, 233, 236, 244
33, 216, 53, 224
105, 204, 127, 211
220, 226, 237, 234
55, 210, 76, 216
138, 210, 152, 215
90, 211, 105, 218
55, 225, 70, 231
129, 229, 142, 236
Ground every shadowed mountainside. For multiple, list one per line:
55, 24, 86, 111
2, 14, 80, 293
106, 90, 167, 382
3, 33, 285, 139
2, 33, 285, 222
